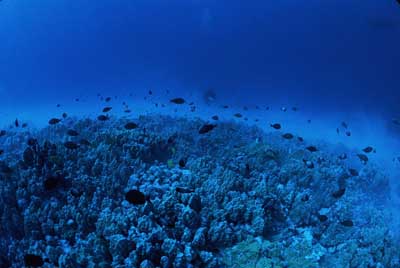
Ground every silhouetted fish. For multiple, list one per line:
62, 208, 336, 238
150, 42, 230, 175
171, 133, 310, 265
22, 123, 28, 128
15, 119, 19, 127
282, 133, 294, 139
270, 123, 281, 130
306, 146, 318, 152
342, 122, 348, 129
24, 254, 44, 267
199, 124, 216, 134
357, 154, 369, 164
62, 113, 68, 119
0, 130, 6, 137
67, 129, 79, 136
234, 113, 242, 118
125, 189, 146, 205
105, 97, 111, 102
211, 115, 219, 121
170, 98, 185, 104
124, 122, 138, 130
349, 168, 359, 176
97, 115, 109, 121
179, 158, 186, 168
332, 188, 345, 198
64, 141, 79, 150
103, 107, 112, 113
49, 118, 61, 125
340, 220, 354, 227
362, 146, 374, 153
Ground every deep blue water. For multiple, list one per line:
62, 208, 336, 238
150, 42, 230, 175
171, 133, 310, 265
1, 0, 399, 113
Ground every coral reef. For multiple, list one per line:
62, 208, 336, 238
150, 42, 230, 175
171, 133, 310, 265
0, 115, 398, 267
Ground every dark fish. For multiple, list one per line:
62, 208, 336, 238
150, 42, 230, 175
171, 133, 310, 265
306, 146, 318, 152
199, 124, 216, 134
349, 168, 359, 176
15, 119, 19, 127
341, 122, 348, 129
79, 139, 91, 146
44, 175, 60, 191
124, 122, 138, 130
56, 104, 61, 107
392, 118, 400, 125
67, 129, 79, 136
318, 214, 328, 222
105, 97, 111, 102
282, 133, 294, 139
97, 115, 109, 121
0, 130, 6, 137
75, 98, 79, 102
62, 113, 68, 119
270, 123, 281, 130
24, 254, 44, 267
332, 188, 345, 198
357, 154, 369, 163
125, 189, 146, 205
124, 109, 131, 113
234, 113, 242, 118
362, 146, 374, 153
222, 105, 229, 109
336, 128, 340, 134
102, 107, 112, 113
176, 186, 194, 193
345, 131, 351, 137
340, 220, 354, 227
22, 123, 28, 128
244, 163, 251, 178
292, 107, 299, 111
49, 118, 61, 125
211, 115, 219, 121
281, 107, 287, 112
0, 149, 3, 155
307, 119, 311, 123
179, 158, 186, 168
149, 90, 153, 95
27, 138, 37, 146
170, 98, 185, 104
0, 162, 13, 174
64, 141, 79, 150
298, 137, 304, 142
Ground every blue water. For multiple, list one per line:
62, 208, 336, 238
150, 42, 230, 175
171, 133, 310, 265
1, 1, 400, 267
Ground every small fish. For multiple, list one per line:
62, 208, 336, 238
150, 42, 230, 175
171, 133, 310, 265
67, 129, 79, 136
392, 118, 400, 125
176, 186, 194, 193
27, 138, 37, 146
234, 113, 242, 118
341, 122, 348, 129
97, 115, 109, 121
22, 123, 28, 128
270, 123, 281, 130
48, 118, 61, 125
345, 131, 351, 137
24, 254, 44, 267
125, 189, 146, 205
124, 109, 131, 113
306, 146, 318, 152
211, 115, 219, 121
124, 122, 138, 130
149, 90, 153, 95
332, 188, 345, 198
281, 107, 287, 112
282, 133, 294, 139
349, 168, 359, 176
307, 119, 311, 124
179, 158, 186, 168
64, 141, 79, 150
292, 107, 298, 111
0, 130, 6, 137
199, 124, 216, 134
357, 153, 369, 164
15, 119, 19, 127
105, 97, 111, 102
362, 146, 374, 153
62, 112, 68, 119
298, 137, 304, 142
170, 98, 185, 104
318, 214, 328, 222
340, 220, 354, 227
102, 107, 112, 113
222, 105, 229, 109
336, 128, 340, 134
56, 104, 61, 107
301, 194, 309, 202
44, 175, 60, 191
0, 149, 4, 155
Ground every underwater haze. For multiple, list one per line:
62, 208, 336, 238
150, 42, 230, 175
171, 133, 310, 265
1, 0, 400, 267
